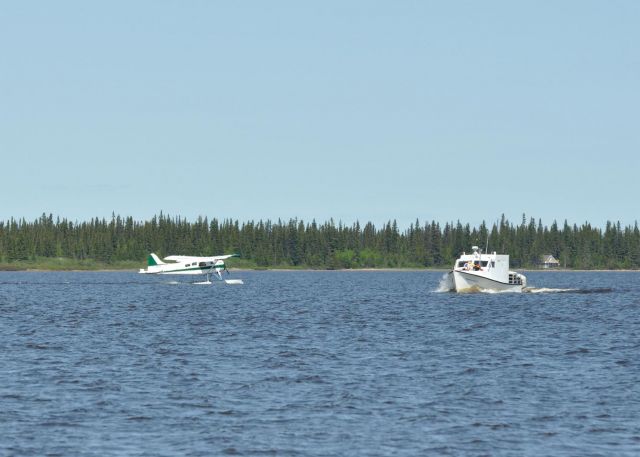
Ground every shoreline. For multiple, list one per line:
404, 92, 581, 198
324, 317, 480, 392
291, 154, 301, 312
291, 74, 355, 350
2, 267, 639, 273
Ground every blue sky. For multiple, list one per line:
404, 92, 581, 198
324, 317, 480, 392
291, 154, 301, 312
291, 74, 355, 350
2, 1, 638, 229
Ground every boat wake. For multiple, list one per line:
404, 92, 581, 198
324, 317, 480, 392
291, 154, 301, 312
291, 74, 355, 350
477, 288, 523, 294
435, 273, 455, 292
524, 287, 613, 294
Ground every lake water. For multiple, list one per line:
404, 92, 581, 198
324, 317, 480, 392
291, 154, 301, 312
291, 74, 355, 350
1, 270, 639, 456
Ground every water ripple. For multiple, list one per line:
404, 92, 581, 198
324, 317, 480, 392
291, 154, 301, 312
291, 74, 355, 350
1, 270, 639, 456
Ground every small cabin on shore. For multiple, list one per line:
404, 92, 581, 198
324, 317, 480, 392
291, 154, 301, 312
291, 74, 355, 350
540, 254, 560, 269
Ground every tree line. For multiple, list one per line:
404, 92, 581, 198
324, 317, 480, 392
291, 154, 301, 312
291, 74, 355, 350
0, 213, 639, 269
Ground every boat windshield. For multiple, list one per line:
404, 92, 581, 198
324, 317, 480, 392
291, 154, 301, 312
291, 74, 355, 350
457, 260, 490, 268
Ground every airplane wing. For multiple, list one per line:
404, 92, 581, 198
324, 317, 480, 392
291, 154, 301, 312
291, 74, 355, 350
163, 255, 198, 263
210, 254, 240, 261
164, 254, 239, 263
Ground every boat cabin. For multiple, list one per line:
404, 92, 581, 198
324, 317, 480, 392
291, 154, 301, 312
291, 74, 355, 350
452, 246, 519, 282
450, 245, 527, 291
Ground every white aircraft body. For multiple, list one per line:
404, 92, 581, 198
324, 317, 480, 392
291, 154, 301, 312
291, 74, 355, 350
139, 253, 241, 283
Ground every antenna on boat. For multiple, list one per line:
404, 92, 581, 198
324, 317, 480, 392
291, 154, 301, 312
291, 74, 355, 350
484, 233, 492, 269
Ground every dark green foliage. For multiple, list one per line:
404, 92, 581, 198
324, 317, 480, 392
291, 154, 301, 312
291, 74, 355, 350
0, 213, 639, 269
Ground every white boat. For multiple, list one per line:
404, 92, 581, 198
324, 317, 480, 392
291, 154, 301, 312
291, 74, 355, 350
448, 246, 526, 292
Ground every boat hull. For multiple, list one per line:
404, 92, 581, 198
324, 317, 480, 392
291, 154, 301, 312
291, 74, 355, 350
451, 270, 523, 293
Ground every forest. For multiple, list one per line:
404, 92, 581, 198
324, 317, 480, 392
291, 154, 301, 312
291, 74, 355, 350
0, 213, 639, 270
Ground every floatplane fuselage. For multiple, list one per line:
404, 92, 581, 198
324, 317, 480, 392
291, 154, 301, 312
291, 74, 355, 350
139, 253, 239, 283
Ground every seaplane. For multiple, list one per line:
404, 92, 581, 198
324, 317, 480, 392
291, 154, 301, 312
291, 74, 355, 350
139, 253, 243, 284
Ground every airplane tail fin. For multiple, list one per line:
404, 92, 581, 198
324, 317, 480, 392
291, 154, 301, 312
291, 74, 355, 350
148, 253, 166, 266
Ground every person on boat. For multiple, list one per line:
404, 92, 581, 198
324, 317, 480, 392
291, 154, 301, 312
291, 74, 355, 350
473, 262, 481, 271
